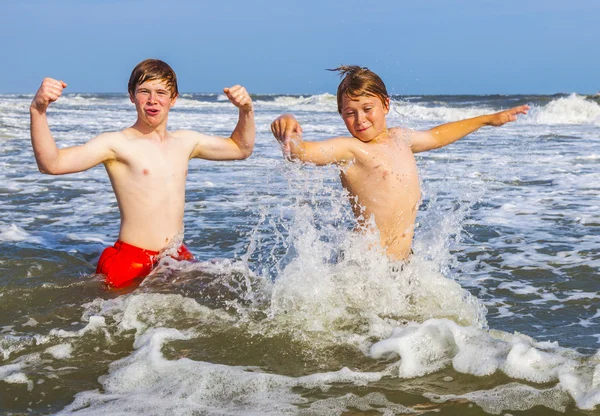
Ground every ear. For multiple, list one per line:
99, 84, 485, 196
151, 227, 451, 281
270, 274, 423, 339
129, 92, 135, 103
384, 97, 390, 114
170, 94, 178, 108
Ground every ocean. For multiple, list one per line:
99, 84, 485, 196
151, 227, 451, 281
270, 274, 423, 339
0, 91, 599, 415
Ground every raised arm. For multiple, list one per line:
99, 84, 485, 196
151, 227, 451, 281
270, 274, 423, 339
408, 105, 529, 154
190, 85, 255, 160
30, 78, 115, 174
270, 114, 355, 166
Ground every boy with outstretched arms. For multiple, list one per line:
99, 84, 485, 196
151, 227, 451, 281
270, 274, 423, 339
271, 66, 528, 261
30, 59, 255, 288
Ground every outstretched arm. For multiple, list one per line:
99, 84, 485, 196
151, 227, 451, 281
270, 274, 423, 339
270, 114, 355, 166
408, 105, 529, 154
190, 85, 255, 160
30, 78, 115, 174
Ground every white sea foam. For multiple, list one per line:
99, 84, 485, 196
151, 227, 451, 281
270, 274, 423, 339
0, 223, 44, 244
2, 91, 600, 413
254, 93, 338, 112
48, 281, 600, 414
50, 316, 109, 339
528, 94, 600, 125
84, 292, 236, 336
0, 353, 40, 391
372, 318, 600, 410
54, 95, 131, 108
392, 101, 495, 123
426, 383, 570, 414
44, 343, 73, 359
57, 327, 388, 415
174, 97, 231, 108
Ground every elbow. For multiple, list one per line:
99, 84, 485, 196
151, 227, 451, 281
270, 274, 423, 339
38, 166, 59, 175
36, 162, 52, 175
36, 161, 61, 175
238, 147, 253, 160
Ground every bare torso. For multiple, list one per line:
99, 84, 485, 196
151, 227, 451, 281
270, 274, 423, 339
340, 128, 421, 259
104, 128, 196, 251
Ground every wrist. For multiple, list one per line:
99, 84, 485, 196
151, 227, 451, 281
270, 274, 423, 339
239, 105, 254, 114
30, 103, 48, 115
482, 114, 495, 126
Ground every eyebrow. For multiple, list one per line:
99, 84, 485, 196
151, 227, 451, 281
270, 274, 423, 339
137, 87, 169, 92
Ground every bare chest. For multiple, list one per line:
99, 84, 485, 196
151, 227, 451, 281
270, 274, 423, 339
344, 141, 419, 187
109, 139, 192, 185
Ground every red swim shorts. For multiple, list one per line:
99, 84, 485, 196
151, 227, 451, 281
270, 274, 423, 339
96, 240, 194, 288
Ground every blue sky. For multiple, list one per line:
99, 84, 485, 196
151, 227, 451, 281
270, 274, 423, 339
3, 0, 598, 95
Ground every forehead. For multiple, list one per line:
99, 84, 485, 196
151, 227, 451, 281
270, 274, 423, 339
136, 78, 171, 90
341, 93, 381, 109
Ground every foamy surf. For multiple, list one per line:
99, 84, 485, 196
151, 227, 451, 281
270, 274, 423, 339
1, 91, 599, 414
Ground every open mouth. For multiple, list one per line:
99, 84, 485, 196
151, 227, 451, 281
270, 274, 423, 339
146, 108, 160, 116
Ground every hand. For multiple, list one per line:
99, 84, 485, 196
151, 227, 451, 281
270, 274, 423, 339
31, 78, 67, 113
223, 85, 252, 111
488, 105, 529, 127
270, 114, 303, 158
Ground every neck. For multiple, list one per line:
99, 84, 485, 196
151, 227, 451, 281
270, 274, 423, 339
371, 128, 389, 143
131, 119, 169, 139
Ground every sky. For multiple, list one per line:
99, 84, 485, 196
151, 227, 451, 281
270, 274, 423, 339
2, 0, 599, 95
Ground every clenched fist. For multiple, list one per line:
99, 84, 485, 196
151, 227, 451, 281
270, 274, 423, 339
31, 78, 67, 113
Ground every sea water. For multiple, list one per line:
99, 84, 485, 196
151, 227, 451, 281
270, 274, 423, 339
0, 91, 599, 414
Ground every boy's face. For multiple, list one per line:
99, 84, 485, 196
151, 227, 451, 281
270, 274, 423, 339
129, 79, 177, 127
341, 94, 390, 142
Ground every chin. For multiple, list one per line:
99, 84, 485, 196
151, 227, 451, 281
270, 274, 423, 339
356, 134, 375, 142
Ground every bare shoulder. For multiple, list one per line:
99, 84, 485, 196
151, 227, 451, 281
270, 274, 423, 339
172, 129, 212, 143
84, 131, 124, 153
92, 130, 125, 143
388, 126, 414, 140
389, 126, 425, 149
172, 129, 224, 160
90, 131, 128, 162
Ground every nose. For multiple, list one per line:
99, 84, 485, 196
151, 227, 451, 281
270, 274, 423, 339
355, 111, 366, 125
148, 91, 158, 103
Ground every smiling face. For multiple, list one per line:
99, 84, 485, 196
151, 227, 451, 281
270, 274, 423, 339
341, 94, 390, 142
130, 79, 177, 128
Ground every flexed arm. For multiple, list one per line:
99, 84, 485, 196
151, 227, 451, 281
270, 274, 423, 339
223, 85, 255, 159
30, 78, 68, 173
270, 114, 355, 166
30, 78, 115, 174
190, 85, 255, 160
408, 105, 530, 154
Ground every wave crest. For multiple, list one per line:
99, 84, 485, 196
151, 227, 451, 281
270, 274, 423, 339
527, 94, 600, 125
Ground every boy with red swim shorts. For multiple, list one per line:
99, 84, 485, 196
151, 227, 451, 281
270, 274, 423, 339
30, 59, 255, 288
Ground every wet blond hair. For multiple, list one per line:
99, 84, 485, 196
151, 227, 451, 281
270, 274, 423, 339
128, 59, 179, 98
329, 65, 389, 114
